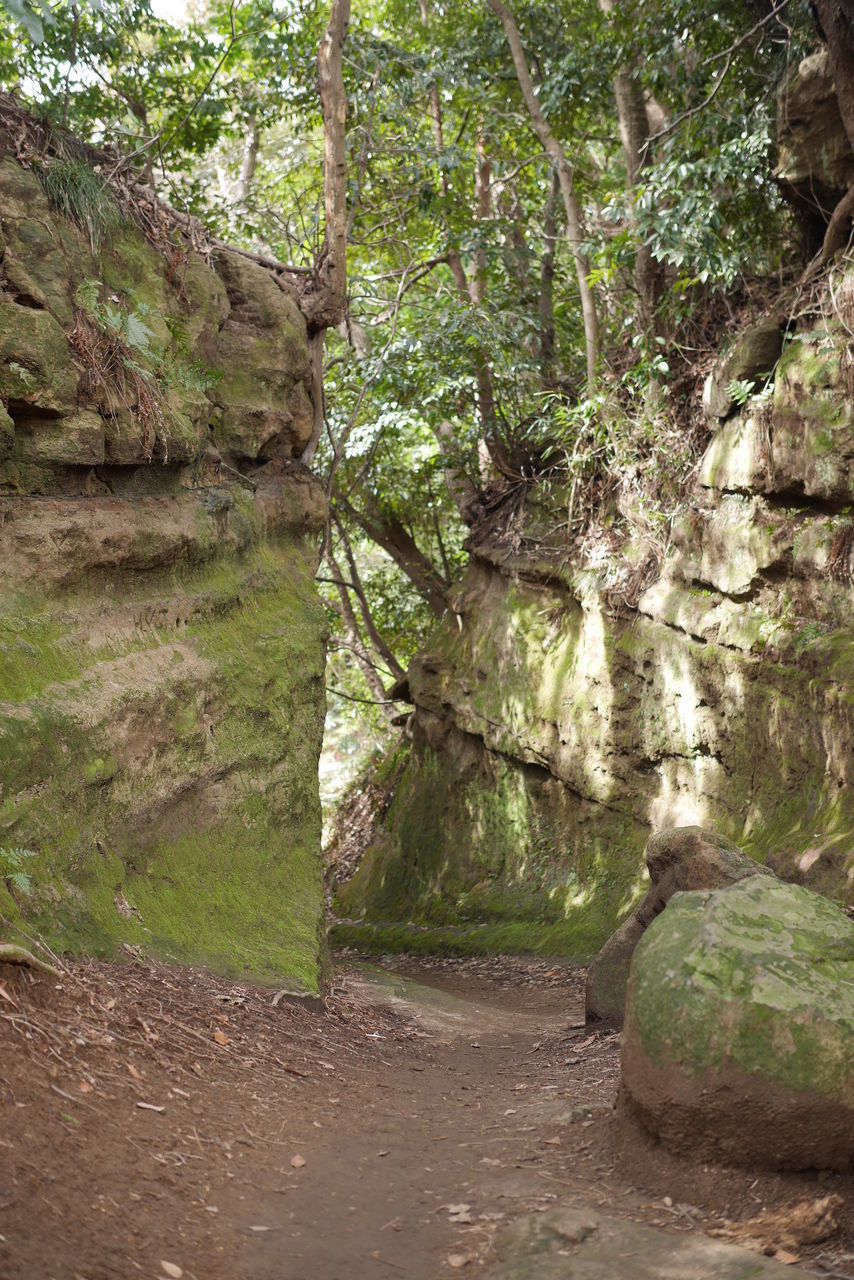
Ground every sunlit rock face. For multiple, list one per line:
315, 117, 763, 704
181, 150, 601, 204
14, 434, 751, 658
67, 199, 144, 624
0, 155, 328, 990
336, 285, 854, 962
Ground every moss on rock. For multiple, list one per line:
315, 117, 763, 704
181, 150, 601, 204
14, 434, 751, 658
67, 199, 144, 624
620, 875, 854, 1168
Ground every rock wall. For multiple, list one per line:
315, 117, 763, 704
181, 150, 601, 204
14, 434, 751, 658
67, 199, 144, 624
0, 155, 328, 990
336, 275, 854, 961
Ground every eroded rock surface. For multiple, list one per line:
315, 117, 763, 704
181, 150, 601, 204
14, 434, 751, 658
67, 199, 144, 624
776, 49, 854, 228
620, 875, 854, 1169
335, 249, 854, 962
488, 1206, 814, 1279
585, 826, 771, 1028
0, 154, 328, 988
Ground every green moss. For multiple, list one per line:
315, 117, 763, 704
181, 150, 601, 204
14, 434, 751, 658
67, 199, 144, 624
0, 536, 327, 991
329, 919, 600, 961
627, 876, 854, 1099
336, 731, 646, 964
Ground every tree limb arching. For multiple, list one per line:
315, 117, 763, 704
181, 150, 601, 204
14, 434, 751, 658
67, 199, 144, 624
486, 0, 600, 392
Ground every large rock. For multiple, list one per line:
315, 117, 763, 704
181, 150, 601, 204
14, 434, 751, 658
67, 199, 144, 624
489, 1206, 815, 1279
776, 50, 854, 229
620, 875, 854, 1169
0, 156, 314, 482
702, 317, 783, 424
0, 147, 329, 990
585, 827, 769, 1027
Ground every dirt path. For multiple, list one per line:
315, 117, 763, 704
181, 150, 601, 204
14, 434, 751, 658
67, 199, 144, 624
1, 952, 853, 1279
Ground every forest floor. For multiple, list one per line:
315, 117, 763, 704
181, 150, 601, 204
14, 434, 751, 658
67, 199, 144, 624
1, 950, 853, 1280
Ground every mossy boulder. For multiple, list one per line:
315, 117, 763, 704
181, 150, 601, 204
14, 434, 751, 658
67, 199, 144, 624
585, 826, 770, 1028
702, 317, 783, 423
620, 875, 854, 1169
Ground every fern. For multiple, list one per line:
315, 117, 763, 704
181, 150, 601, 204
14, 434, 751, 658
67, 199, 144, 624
0, 846, 37, 896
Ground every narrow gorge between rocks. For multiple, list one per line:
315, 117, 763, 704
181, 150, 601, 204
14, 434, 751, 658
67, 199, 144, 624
2, 4, 854, 1278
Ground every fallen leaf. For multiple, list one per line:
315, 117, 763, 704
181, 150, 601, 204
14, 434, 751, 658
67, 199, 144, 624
377, 1150, 390, 1158
160, 1262, 182, 1279
503, 1109, 516, 1116
213, 1029, 229, 1047
290, 1154, 306, 1169
137, 1102, 165, 1113
105, 998, 116, 1011
127, 1063, 144, 1081
78, 1081, 93, 1094
215, 1013, 229, 1024
447, 1255, 471, 1269
773, 1251, 802, 1266
543, 1136, 560, 1146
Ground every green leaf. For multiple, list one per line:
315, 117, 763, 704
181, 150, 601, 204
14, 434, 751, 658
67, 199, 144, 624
0, 0, 49, 43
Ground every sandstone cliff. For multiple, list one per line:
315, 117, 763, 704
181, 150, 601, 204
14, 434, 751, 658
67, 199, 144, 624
0, 153, 328, 989
335, 63, 854, 957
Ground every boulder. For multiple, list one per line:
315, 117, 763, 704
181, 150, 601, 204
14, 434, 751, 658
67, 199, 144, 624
585, 826, 769, 1027
488, 1206, 816, 1279
776, 50, 854, 229
702, 317, 783, 424
620, 875, 854, 1169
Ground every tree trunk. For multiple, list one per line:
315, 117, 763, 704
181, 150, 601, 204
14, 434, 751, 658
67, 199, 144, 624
598, 0, 663, 326
538, 168, 558, 384
302, 330, 326, 465
336, 495, 448, 616
332, 514, 405, 679
236, 116, 259, 205
302, 0, 350, 332
487, 0, 599, 391
298, 0, 350, 466
420, 0, 506, 471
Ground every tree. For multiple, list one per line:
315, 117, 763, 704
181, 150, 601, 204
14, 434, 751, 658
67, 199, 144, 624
486, 0, 600, 391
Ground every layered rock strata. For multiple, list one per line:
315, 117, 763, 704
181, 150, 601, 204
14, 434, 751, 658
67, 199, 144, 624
0, 155, 328, 989
337, 273, 854, 960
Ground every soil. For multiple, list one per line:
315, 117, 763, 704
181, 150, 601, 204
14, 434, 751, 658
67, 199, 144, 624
1, 949, 853, 1280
